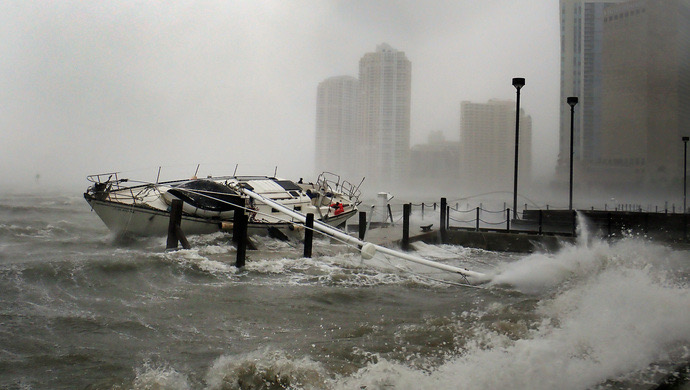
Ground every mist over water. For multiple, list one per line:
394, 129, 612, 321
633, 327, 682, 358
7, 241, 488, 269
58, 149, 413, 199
1, 193, 689, 389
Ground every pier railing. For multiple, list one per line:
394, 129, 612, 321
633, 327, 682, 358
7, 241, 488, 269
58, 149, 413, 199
363, 198, 690, 243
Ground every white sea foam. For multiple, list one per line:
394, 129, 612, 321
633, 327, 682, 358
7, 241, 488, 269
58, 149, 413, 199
133, 362, 191, 390
241, 254, 419, 287
331, 237, 690, 390
206, 348, 327, 390
409, 241, 475, 260
134, 223, 690, 389
161, 248, 236, 275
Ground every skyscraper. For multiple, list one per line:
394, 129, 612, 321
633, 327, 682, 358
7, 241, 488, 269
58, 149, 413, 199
558, 0, 627, 183
358, 43, 412, 186
315, 76, 360, 179
460, 99, 532, 193
599, 0, 690, 189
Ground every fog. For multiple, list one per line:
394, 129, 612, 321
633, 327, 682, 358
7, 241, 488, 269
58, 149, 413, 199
0, 1, 559, 195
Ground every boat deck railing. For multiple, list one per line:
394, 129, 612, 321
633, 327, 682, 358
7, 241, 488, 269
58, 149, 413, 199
87, 172, 124, 186
316, 172, 362, 205
86, 172, 167, 205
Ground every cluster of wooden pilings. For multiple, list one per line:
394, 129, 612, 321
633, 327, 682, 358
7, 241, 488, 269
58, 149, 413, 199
164, 198, 324, 268
165, 199, 251, 268
164, 196, 689, 267
162, 196, 555, 265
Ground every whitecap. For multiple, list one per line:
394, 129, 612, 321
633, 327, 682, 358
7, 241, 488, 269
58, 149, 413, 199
206, 348, 328, 390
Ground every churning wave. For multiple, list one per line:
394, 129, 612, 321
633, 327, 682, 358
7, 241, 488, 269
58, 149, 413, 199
128, 235, 690, 390
4, 193, 689, 389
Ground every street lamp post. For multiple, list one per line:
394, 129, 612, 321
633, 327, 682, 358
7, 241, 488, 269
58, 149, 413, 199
512, 77, 525, 220
682, 137, 690, 213
567, 97, 579, 210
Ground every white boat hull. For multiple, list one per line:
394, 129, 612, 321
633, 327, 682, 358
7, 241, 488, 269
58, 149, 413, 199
86, 197, 356, 237
86, 198, 221, 236
84, 172, 361, 238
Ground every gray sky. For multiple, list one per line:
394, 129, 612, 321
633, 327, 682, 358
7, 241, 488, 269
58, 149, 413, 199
0, 0, 560, 193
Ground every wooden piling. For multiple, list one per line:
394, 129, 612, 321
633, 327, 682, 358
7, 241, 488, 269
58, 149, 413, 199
176, 226, 191, 249
235, 214, 248, 268
232, 209, 242, 243
402, 203, 411, 251
440, 197, 447, 241
358, 211, 367, 241
304, 213, 314, 258
166, 199, 190, 250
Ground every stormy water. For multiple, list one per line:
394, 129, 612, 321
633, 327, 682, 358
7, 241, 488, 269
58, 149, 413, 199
1, 192, 689, 389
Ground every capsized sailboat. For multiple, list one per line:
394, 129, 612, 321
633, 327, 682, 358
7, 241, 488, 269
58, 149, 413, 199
84, 171, 361, 237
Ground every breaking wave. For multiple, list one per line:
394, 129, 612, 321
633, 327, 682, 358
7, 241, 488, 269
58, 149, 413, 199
126, 233, 690, 390
4, 192, 689, 389
331, 239, 690, 389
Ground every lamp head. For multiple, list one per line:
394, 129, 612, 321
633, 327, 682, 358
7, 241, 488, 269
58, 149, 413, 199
683, 136, 689, 142
567, 97, 579, 107
512, 77, 525, 90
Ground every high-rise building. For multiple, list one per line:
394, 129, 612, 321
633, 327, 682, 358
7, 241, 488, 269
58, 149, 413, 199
558, 0, 628, 183
599, 0, 690, 189
315, 76, 360, 179
358, 43, 412, 186
460, 99, 532, 193
409, 131, 460, 191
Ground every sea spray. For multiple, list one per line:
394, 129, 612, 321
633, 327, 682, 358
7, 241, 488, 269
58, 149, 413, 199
331, 232, 690, 389
488, 240, 611, 294
440, 265, 690, 389
133, 362, 192, 390
206, 348, 328, 390
490, 212, 628, 294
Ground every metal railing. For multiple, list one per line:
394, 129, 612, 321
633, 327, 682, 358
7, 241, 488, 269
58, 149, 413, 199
364, 199, 690, 240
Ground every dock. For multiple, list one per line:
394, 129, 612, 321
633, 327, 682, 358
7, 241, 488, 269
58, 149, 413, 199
359, 223, 574, 254
352, 200, 690, 254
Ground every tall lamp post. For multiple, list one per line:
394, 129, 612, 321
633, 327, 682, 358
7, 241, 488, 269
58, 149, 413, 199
567, 97, 579, 210
512, 77, 525, 220
682, 137, 690, 213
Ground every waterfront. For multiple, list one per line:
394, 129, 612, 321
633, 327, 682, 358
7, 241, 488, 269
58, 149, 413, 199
1, 192, 689, 389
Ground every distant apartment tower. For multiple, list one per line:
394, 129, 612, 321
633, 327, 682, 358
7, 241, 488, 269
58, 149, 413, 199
410, 131, 460, 190
599, 0, 690, 189
358, 43, 412, 186
558, 0, 627, 182
315, 76, 360, 179
460, 100, 532, 192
